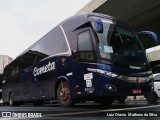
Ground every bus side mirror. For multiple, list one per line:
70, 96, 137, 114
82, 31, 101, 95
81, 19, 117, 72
137, 31, 159, 45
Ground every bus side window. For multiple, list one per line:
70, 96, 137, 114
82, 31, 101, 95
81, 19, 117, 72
77, 30, 95, 62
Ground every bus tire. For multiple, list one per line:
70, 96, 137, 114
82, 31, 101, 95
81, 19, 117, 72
98, 98, 114, 106
9, 93, 20, 107
57, 81, 74, 107
145, 91, 158, 103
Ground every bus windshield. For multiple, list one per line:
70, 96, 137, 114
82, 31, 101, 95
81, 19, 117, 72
96, 19, 149, 69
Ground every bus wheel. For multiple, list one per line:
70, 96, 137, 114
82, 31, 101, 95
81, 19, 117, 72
57, 81, 74, 107
9, 93, 20, 107
117, 97, 126, 103
145, 91, 158, 103
98, 98, 114, 106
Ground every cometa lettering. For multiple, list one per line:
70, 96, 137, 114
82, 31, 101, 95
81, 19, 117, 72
33, 62, 55, 77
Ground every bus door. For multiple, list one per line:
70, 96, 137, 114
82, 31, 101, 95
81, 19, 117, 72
72, 27, 98, 95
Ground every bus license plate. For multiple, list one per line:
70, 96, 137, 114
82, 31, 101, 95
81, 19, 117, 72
133, 89, 141, 94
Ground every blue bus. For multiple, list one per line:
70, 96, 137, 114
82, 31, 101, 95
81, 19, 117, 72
2, 13, 158, 107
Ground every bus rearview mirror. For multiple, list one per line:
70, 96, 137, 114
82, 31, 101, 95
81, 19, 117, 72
137, 31, 159, 45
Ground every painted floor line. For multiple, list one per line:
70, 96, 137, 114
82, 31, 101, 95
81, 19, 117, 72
43, 104, 160, 117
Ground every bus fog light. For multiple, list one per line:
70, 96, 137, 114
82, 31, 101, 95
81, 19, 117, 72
106, 84, 116, 92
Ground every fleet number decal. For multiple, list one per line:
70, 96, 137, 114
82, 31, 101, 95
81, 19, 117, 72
33, 61, 55, 77
86, 80, 92, 87
84, 73, 93, 80
84, 73, 93, 88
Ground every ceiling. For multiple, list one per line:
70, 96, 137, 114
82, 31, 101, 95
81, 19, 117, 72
94, 0, 160, 34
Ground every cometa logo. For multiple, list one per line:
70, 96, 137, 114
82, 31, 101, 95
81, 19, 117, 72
33, 62, 55, 77
129, 65, 141, 69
